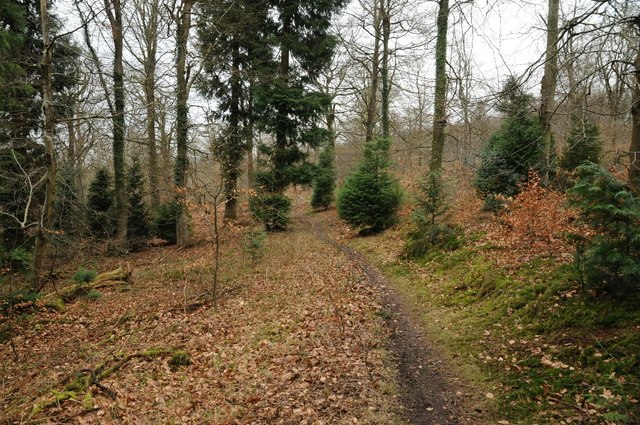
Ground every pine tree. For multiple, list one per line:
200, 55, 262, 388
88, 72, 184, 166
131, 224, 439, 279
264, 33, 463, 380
311, 145, 336, 210
337, 137, 402, 233
87, 168, 114, 238
127, 157, 150, 240
569, 162, 640, 295
474, 77, 543, 208
560, 113, 602, 171
404, 171, 460, 257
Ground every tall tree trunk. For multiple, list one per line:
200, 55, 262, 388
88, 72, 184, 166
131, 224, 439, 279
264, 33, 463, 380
143, 0, 160, 210
380, 0, 390, 139
539, 0, 560, 181
105, 0, 127, 245
272, 17, 291, 193
246, 83, 255, 187
223, 44, 242, 221
33, 0, 56, 285
430, 0, 449, 173
175, 0, 193, 246
364, 2, 382, 143
630, 40, 640, 192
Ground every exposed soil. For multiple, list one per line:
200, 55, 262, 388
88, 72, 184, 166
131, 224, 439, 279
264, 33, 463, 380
306, 210, 481, 425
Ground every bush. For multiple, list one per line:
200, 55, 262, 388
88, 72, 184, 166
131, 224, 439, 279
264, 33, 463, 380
404, 172, 461, 258
250, 193, 292, 231
474, 77, 543, 203
337, 137, 402, 233
153, 202, 179, 244
311, 145, 336, 210
242, 227, 267, 265
569, 163, 640, 295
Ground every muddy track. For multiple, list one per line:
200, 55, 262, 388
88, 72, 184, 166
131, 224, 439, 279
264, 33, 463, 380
306, 215, 474, 425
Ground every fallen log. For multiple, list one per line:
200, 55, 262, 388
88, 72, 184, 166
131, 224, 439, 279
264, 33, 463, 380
41, 267, 132, 304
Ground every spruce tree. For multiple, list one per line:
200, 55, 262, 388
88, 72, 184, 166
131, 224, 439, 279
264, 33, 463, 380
560, 113, 602, 171
127, 157, 150, 240
87, 168, 114, 238
311, 145, 336, 210
474, 77, 543, 208
252, 0, 345, 228
337, 137, 402, 233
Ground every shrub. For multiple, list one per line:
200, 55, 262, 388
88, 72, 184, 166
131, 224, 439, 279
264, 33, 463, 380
242, 227, 267, 265
337, 137, 402, 233
72, 268, 97, 283
404, 172, 461, 258
249, 193, 292, 232
85, 289, 102, 301
569, 162, 640, 295
311, 145, 336, 210
87, 168, 114, 237
153, 202, 179, 244
474, 77, 543, 206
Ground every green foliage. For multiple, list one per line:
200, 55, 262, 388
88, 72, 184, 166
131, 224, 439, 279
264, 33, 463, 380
249, 193, 292, 232
474, 77, 543, 205
1, 288, 40, 315
72, 268, 97, 284
559, 113, 602, 171
87, 168, 114, 238
337, 137, 402, 233
569, 162, 640, 295
127, 157, 150, 240
153, 202, 179, 244
311, 145, 336, 210
242, 227, 267, 265
169, 350, 192, 368
404, 172, 461, 258
85, 289, 102, 301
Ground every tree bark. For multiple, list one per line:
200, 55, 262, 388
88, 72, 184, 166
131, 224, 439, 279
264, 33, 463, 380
539, 0, 560, 181
364, 1, 382, 143
246, 83, 255, 187
105, 0, 127, 245
33, 0, 56, 285
630, 42, 640, 192
430, 0, 449, 173
175, 0, 193, 246
223, 43, 242, 221
380, 0, 391, 139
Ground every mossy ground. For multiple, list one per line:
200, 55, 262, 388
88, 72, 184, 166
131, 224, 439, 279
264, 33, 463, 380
349, 233, 640, 424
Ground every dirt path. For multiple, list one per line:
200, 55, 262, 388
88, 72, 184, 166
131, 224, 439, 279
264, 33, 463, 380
306, 211, 477, 425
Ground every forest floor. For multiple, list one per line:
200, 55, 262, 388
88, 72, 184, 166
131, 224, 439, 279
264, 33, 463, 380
0, 192, 479, 424
3, 184, 640, 425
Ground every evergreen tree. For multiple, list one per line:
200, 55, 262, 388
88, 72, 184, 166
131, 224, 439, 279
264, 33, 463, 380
337, 137, 402, 233
474, 77, 543, 208
251, 0, 345, 227
569, 162, 640, 295
311, 145, 336, 210
127, 157, 150, 240
404, 171, 461, 258
87, 168, 114, 238
197, 0, 270, 220
560, 113, 602, 171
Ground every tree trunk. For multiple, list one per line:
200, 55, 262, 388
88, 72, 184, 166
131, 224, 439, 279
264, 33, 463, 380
380, 0, 390, 139
175, 0, 193, 246
33, 0, 56, 285
223, 44, 242, 221
246, 83, 255, 187
630, 43, 640, 192
364, 2, 382, 143
430, 0, 449, 173
539, 0, 560, 181
105, 0, 127, 245
143, 1, 160, 210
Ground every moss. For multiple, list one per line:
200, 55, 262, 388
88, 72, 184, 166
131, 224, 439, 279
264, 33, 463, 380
44, 297, 65, 311
169, 351, 192, 368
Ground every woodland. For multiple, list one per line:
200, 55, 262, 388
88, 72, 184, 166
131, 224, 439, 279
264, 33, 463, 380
1, 0, 640, 423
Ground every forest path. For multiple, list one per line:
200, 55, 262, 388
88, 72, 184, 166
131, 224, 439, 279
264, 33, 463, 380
302, 207, 478, 425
